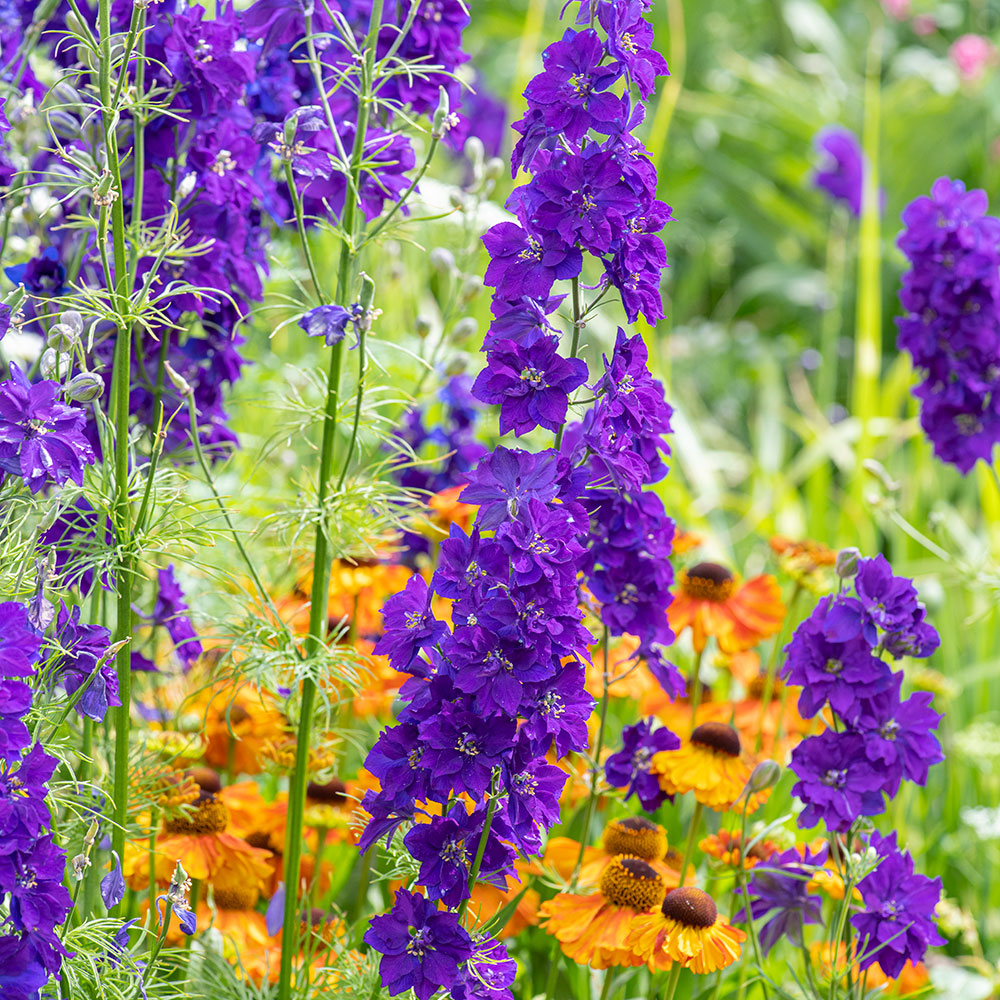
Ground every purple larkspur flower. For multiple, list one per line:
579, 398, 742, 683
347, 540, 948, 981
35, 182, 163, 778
851, 831, 944, 978
373, 575, 447, 673
452, 934, 518, 1000
0, 364, 95, 494
521, 29, 622, 143
789, 731, 885, 832
599, 0, 669, 98
460, 447, 561, 530
520, 664, 592, 757
813, 127, 867, 217
736, 844, 828, 955
432, 525, 507, 603
495, 498, 585, 586
149, 566, 203, 668
472, 336, 588, 436
482, 222, 583, 302
855, 675, 944, 796
364, 888, 473, 1000
0, 680, 32, 756
363, 722, 430, 809
419, 704, 516, 799
521, 148, 637, 255
823, 555, 924, 648
592, 327, 674, 437
49, 602, 118, 723
0, 602, 42, 679
484, 295, 565, 350
501, 732, 566, 852
403, 802, 514, 908
1, 834, 72, 937
4, 247, 65, 297
781, 597, 895, 720
896, 177, 1000, 473
605, 717, 679, 812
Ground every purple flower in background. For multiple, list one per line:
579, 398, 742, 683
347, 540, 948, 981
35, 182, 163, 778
605, 717, 679, 811
482, 222, 582, 301
0, 364, 95, 494
823, 555, 923, 647
364, 888, 473, 1000
49, 602, 119, 723
473, 337, 588, 436
4, 247, 66, 297
452, 935, 518, 1000
0, 602, 42, 678
896, 177, 1000, 473
813, 126, 875, 217
149, 566, 203, 668
789, 731, 885, 831
851, 832, 944, 978
372, 575, 447, 672
298, 304, 357, 346
736, 844, 828, 955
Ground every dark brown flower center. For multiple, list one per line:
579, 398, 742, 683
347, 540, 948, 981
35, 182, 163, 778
602, 817, 667, 862
214, 884, 259, 911
682, 562, 737, 602
690, 721, 742, 758
163, 791, 229, 835
599, 855, 666, 910
661, 887, 718, 928
307, 778, 347, 804
186, 767, 222, 793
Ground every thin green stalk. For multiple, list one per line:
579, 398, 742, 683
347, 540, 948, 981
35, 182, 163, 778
662, 964, 683, 1000
284, 161, 326, 302
846, 24, 883, 548
599, 970, 614, 1000
277, 5, 384, 997
570, 626, 611, 885
555, 276, 583, 451
457, 788, 499, 922
754, 583, 801, 754
676, 800, 703, 886
689, 647, 705, 724
96, 0, 135, 872
735, 796, 769, 999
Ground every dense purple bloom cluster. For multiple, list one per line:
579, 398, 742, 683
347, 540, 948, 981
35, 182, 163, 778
0, 602, 73, 995
361, 4, 675, 996
896, 177, 1000, 473
812, 126, 877, 218
784, 554, 943, 830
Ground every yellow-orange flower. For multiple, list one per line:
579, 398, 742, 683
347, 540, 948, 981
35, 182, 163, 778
198, 683, 289, 776
545, 818, 684, 890
668, 562, 785, 654
584, 635, 659, 702
650, 722, 766, 814
628, 887, 745, 974
672, 529, 704, 555
539, 856, 667, 969
700, 830, 779, 869
770, 535, 836, 590
124, 791, 273, 892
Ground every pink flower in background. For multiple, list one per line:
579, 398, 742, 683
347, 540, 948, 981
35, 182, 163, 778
950, 34, 997, 82
912, 15, 937, 35
881, 0, 911, 19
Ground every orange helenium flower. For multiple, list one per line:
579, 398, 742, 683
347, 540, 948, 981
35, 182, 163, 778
650, 722, 766, 814
668, 562, 785, 654
628, 887, 744, 974
539, 856, 667, 969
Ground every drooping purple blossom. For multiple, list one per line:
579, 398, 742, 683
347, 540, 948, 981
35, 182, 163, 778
372, 575, 447, 673
48, 602, 119, 723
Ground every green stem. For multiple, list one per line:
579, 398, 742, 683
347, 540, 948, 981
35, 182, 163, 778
284, 160, 326, 302
277, 5, 384, 997
735, 796, 769, 998
599, 970, 614, 1000
570, 626, 611, 886
555, 276, 583, 452
754, 583, 801, 754
689, 647, 705, 724
676, 800, 704, 886
99, 0, 134, 876
662, 964, 683, 1000
457, 788, 499, 922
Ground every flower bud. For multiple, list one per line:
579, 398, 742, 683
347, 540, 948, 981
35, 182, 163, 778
459, 275, 482, 304
464, 136, 485, 170
431, 86, 451, 139
177, 172, 197, 198
452, 317, 478, 340
65, 372, 104, 402
430, 248, 456, 274
47, 322, 79, 352
164, 362, 193, 397
414, 317, 432, 339
835, 547, 860, 580
358, 272, 376, 314
484, 157, 505, 181
61, 310, 84, 335
448, 190, 466, 211
40, 348, 71, 381
745, 759, 781, 794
